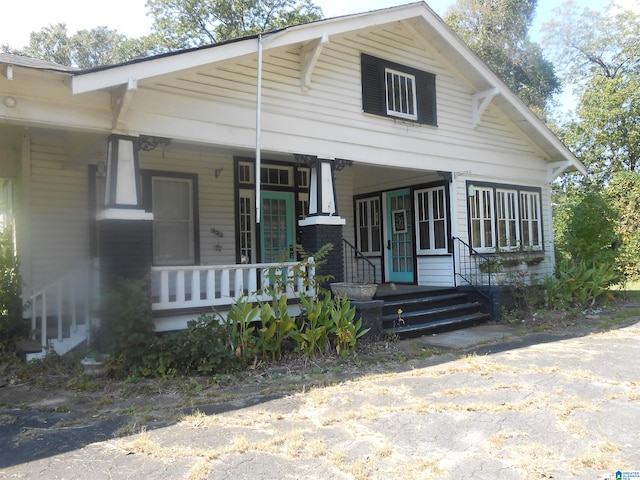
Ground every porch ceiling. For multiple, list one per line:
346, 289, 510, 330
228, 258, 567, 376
352, 163, 444, 195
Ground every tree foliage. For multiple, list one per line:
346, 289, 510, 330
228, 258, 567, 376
543, 4, 640, 185
553, 185, 618, 269
0, 23, 153, 68
145, 0, 323, 51
605, 172, 640, 281
444, 0, 560, 113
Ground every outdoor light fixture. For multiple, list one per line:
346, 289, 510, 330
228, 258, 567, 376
3, 96, 17, 108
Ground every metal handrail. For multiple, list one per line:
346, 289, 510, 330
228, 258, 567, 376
452, 236, 493, 292
342, 239, 377, 284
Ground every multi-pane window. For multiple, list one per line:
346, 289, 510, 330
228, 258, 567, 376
520, 191, 542, 249
496, 189, 519, 250
469, 186, 495, 252
356, 197, 381, 254
385, 68, 417, 120
416, 186, 448, 254
468, 183, 543, 252
261, 166, 293, 187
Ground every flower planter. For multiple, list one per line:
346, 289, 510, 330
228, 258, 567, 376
81, 357, 108, 377
330, 282, 378, 301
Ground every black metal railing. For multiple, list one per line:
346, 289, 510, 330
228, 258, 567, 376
342, 239, 377, 284
452, 236, 494, 294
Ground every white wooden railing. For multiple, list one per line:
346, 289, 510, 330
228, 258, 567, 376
28, 259, 99, 351
150, 259, 315, 311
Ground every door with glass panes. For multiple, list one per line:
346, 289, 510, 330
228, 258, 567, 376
384, 189, 414, 283
260, 191, 294, 262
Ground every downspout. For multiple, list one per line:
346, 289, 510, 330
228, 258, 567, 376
255, 29, 288, 224
256, 33, 264, 224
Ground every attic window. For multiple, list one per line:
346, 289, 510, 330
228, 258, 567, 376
385, 68, 417, 120
361, 53, 437, 126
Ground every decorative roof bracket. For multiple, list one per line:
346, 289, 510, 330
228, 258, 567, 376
471, 87, 499, 128
300, 33, 328, 92
112, 77, 137, 132
547, 160, 573, 182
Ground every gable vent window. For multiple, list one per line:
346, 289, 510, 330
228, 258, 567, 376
362, 53, 437, 126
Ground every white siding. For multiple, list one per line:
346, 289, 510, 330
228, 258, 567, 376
28, 135, 90, 293
417, 255, 455, 287
140, 149, 236, 266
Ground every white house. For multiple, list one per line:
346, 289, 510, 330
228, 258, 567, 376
0, 1, 585, 356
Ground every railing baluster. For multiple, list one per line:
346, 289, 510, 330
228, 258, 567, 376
160, 270, 170, 304
176, 270, 185, 303
40, 293, 47, 350
206, 270, 216, 302
57, 281, 63, 341
191, 270, 200, 302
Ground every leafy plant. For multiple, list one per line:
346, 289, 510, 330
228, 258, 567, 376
224, 296, 260, 363
543, 259, 617, 309
293, 294, 332, 357
330, 295, 369, 356
258, 295, 296, 361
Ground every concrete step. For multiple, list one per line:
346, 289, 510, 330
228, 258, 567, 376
382, 312, 492, 339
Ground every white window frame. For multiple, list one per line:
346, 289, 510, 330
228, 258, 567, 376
151, 176, 195, 266
520, 191, 543, 250
496, 189, 520, 251
385, 68, 418, 121
469, 186, 496, 253
356, 197, 381, 255
415, 186, 448, 255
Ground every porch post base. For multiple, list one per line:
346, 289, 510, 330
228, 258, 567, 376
298, 220, 344, 288
97, 215, 153, 284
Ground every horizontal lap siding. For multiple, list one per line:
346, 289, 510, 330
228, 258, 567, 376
139, 149, 236, 266
417, 256, 455, 287
29, 136, 89, 292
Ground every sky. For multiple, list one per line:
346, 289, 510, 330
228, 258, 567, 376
3, 0, 633, 49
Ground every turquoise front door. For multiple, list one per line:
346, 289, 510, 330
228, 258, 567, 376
260, 191, 294, 262
386, 189, 414, 283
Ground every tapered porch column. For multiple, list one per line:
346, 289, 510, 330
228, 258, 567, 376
97, 135, 153, 284
298, 157, 346, 286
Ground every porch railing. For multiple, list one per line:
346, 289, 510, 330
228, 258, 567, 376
29, 259, 99, 350
452, 236, 493, 294
151, 259, 315, 311
342, 239, 376, 284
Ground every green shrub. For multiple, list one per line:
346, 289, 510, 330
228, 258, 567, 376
0, 226, 25, 355
100, 277, 155, 377
543, 259, 616, 309
140, 314, 237, 377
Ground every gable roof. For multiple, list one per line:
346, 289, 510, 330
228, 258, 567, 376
2, 2, 585, 175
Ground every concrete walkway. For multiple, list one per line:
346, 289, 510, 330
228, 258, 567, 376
1, 320, 639, 479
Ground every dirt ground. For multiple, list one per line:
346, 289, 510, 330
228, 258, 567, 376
0, 298, 636, 434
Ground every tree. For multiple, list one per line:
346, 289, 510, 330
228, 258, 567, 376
444, 0, 560, 113
145, 0, 323, 51
606, 172, 640, 281
543, 3, 640, 185
1, 23, 150, 68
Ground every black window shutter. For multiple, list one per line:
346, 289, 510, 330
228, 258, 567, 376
416, 71, 437, 126
361, 54, 385, 116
